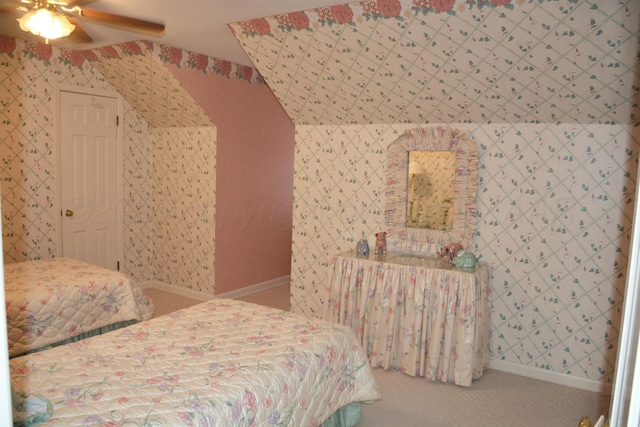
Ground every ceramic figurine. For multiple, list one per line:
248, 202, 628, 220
356, 238, 369, 256
374, 232, 387, 254
439, 242, 463, 263
452, 252, 481, 268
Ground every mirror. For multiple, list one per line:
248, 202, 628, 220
407, 151, 455, 230
385, 127, 478, 254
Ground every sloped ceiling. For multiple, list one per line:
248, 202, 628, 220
86, 43, 215, 128
230, 0, 639, 126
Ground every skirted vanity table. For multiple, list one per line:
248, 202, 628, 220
324, 127, 491, 386
324, 250, 491, 387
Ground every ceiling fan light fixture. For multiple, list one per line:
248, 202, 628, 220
17, 7, 75, 42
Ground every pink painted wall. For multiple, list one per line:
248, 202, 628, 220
167, 65, 294, 294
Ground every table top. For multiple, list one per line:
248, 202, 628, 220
335, 250, 484, 273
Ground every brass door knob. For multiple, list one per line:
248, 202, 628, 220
65, 209, 74, 217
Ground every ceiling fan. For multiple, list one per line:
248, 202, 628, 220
0, 0, 165, 45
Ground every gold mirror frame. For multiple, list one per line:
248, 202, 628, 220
385, 127, 478, 254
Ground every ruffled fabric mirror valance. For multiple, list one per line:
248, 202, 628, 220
385, 127, 478, 254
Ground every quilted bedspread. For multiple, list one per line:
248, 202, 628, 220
10, 299, 381, 426
5, 258, 154, 358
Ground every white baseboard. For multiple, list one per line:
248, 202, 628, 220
138, 280, 214, 301
216, 275, 290, 299
140, 275, 290, 302
489, 359, 612, 394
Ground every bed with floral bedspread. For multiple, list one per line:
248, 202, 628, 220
5, 257, 154, 358
10, 298, 381, 426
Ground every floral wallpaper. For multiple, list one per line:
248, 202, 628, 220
0, 38, 150, 271
150, 43, 263, 85
230, 0, 640, 387
152, 127, 216, 294
0, 37, 222, 294
79, 43, 219, 293
231, 0, 638, 126
120, 96, 155, 283
79, 42, 215, 128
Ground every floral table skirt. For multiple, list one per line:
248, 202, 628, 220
324, 251, 492, 387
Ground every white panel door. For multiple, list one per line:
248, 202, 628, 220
59, 91, 120, 270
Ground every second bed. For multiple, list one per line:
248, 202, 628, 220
5, 257, 154, 358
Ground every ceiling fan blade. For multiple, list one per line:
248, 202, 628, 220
0, 0, 31, 6
75, 8, 164, 34
0, 2, 25, 13
64, 16, 92, 44
59, 0, 96, 7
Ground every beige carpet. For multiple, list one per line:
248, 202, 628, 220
143, 287, 204, 317
143, 284, 290, 317
143, 285, 610, 426
363, 367, 609, 427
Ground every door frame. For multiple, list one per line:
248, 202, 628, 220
54, 84, 124, 268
